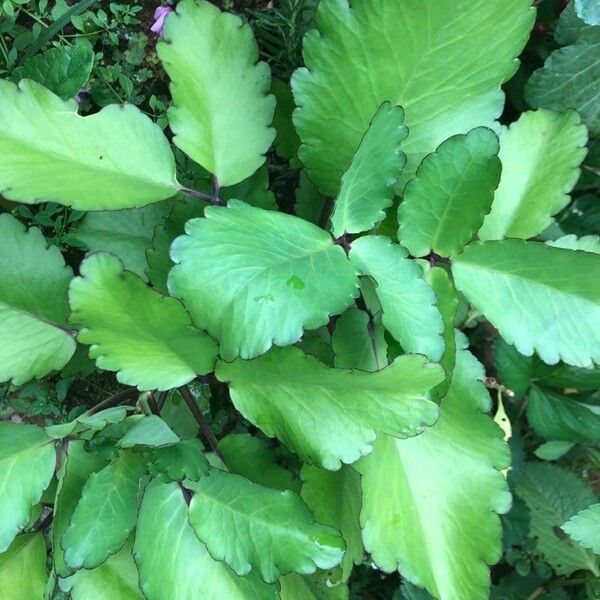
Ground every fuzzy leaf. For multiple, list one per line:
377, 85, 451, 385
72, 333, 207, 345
330, 102, 407, 237
216, 346, 442, 470
62, 452, 146, 570
12, 41, 94, 99
169, 201, 358, 360
517, 463, 599, 575
61, 540, 143, 600
187, 470, 345, 582
70, 253, 218, 391
527, 386, 600, 444
479, 110, 588, 240
118, 415, 180, 448
398, 128, 501, 256
0, 79, 178, 209
134, 480, 278, 600
301, 465, 362, 581
292, 0, 534, 194
0, 423, 56, 552
452, 240, 600, 368
349, 236, 444, 362
148, 439, 210, 482
0, 214, 76, 384
358, 337, 511, 599
562, 503, 600, 554
158, 0, 275, 186
0, 533, 47, 600
71, 201, 173, 279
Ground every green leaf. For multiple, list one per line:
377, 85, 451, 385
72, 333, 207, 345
575, 0, 600, 25
292, 0, 534, 194
301, 464, 362, 581
70, 201, 173, 279
0, 79, 179, 209
148, 439, 209, 482
61, 539, 144, 600
12, 41, 94, 99
53, 440, 106, 577
527, 386, 600, 444
398, 128, 501, 257
330, 102, 407, 237
62, 452, 146, 570
70, 253, 218, 391
0, 533, 47, 600
280, 570, 349, 600
118, 415, 180, 448
134, 480, 278, 600
216, 346, 442, 470
295, 171, 325, 224
358, 337, 511, 599
525, 31, 600, 134
0, 214, 76, 384
452, 240, 600, 367
349, 236, 444, 362
0, 423, 56, 552
562, 503, 600, 554
218, 434, 300, 492
517, 463, 599, 575
188, 469, 344, 582
158, 0, 275, 186
169, 201, 358, 360
479, 110, 588, 240
332, 307, 387, 372
534, 441, 575, 461
272, 78, 301, 160
547, 233, 600, 254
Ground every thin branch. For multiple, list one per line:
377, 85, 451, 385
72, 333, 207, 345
84, 388, 139, 416
148, 393, 160, 415
180, 186, 223, 205
155, 391, 168, 413
36, 510, 53, 532
178, 385, 225, 462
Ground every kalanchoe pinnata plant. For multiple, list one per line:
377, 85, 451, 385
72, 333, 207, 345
0, 0, 599, 599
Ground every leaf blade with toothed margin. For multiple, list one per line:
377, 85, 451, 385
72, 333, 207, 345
0, 533, 47, 600
216, 346, 442, 470
158, 0, 275, 186
452, 240, 600, 368
168, 201, 359, 360
69, 253, 218, 391
331, 102, 407, 237
187, 469, 345, 583
562, 503, 600, 554
0, 79, 178, 210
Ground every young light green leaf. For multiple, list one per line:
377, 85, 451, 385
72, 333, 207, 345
134, 480, 278, 600
452, 240, 600, 368
358, 337, 511, 599
562, 503, 600, 554
479, 110, 587, 240
332, 307, 387, 372
301, 464, 362, 581
0, 533, 47, 600
534, 440, 575, 461
525, 31, 600, 134
349, 236, 444, 362
53, 441, 106, 577
216, 346, 442, 470
280, 570, 349, 600
218, 434, 300, 492
330, 102, 407, 237
0, 79, 179, 209
158, 0, 275, 186
70, 201, 173, 279
527, 386, 600, 445
292, 0, 534, 194
547, 233, 600, 254
70, 253, 218, 391
0, 423, 56, 552
0, 214, 76, 385
61, 539, 144, 600
169, 201, 358, 360
187, 469, 345, 583
118, 415, 180, 448
62, 452, 146, 570
147, 438, 209, 482
517, 463, 599, 575
398, 128, 501, 256
12, 41, 94, 99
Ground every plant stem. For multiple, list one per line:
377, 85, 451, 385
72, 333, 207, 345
155, 391, 168, 413
178, 385, 224, 461
181, 186, 223, 205
84, 388, 139, 416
